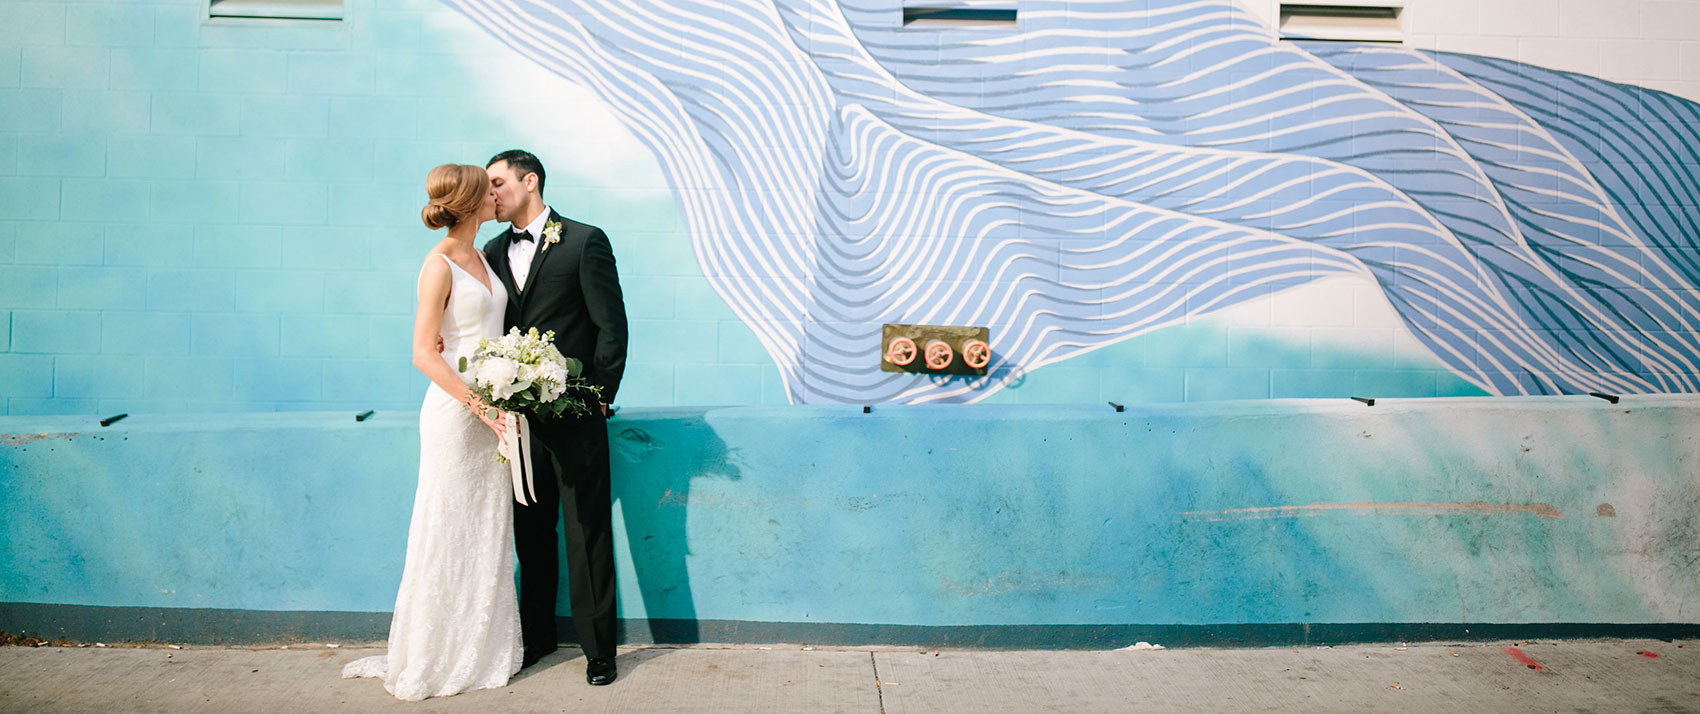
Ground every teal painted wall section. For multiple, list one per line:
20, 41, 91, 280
0, 0, 782, 415
5, 398, 1696, 633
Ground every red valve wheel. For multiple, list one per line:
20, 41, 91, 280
923, 339, 954, 370
961, 339, 990, 369
885, 336, 918, 366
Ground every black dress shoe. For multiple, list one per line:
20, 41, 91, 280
522, 645, 557, 669
585, 657, 617, 685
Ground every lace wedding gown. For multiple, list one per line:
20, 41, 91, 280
342, 253, 522, 700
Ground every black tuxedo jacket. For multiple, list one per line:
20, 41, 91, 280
483, 209, 628, 405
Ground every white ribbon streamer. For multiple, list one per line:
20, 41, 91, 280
503, 412, 538, 505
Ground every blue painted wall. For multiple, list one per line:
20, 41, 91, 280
2, 0, 1698, 645
3, 0, 1697, 414
5, 398, 1697, 634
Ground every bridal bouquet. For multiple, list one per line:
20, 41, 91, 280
458, 327, 601, 504
459, 326, 601, 420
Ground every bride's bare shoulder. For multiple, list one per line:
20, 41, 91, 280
417, 252, 454, 294
420, 250, 452, 270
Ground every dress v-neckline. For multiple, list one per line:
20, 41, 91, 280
440, 253, 495, 296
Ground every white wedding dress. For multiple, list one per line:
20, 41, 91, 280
342, 253, 522, 700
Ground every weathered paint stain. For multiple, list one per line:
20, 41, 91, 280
1184, 501, 1563, 521
2, 433, 78, 446
1596, 503, 1617, 517
5, 398, 1698, 630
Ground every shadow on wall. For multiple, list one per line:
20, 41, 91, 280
609, 411, 742, 643
3, 401, 1697, 646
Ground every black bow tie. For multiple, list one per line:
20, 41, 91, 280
511, 230, 534, 242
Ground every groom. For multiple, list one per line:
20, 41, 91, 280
483, 149, 628, 685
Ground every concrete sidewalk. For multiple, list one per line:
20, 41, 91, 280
2, 639, 1695, 713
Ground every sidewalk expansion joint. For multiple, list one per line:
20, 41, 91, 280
870, 651, 887, 714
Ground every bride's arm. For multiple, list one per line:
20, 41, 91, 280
412, 258, 506, 437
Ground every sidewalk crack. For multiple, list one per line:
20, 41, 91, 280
870, 651, 887, 714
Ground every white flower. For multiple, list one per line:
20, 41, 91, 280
475, 356, 521, 399
535, 359, 567, 387
541, 220, 562, 252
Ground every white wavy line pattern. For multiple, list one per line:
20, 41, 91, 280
445, 0, 1700, 403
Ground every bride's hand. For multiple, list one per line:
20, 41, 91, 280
479, 409, 510, 445
463, 392, 510, 443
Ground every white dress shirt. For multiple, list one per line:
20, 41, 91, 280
505, 207, 553, 292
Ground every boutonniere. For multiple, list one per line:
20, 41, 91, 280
541, 220, 562, 252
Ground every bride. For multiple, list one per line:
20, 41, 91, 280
342, 164, 523, 700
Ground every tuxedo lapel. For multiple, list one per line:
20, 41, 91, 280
488, 232, 522, 313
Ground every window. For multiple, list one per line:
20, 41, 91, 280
209, 0, 343, 21
1277, 2, 1404, 43
902, 5, 1018, 28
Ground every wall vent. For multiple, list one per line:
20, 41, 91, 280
1277, 2, 1404, 43
903, 6, 1018, 28
209, 0, 343, 21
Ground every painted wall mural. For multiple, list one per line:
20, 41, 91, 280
445, 0, 1700, 404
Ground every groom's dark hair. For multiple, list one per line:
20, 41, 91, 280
487, 149, 546, 197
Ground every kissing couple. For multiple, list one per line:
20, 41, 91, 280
343, 150, 629, 700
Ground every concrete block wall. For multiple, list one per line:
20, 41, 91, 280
1406, 0, 1700, 102
4, 398, 1697, 644
1, 0, 1697, 414
1236, 0, 1700, 103
0, 0, 781, 416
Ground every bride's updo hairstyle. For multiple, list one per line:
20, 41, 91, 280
421, 164, 489, 230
